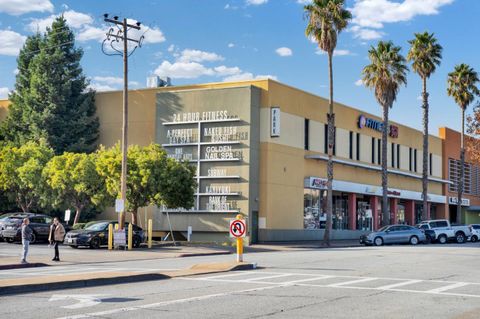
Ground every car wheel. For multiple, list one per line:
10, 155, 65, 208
89, 237, 100, 249
30, 233, 37, 244
471, 235, 478, 243
438, 234, 447, 244
409, 236, 419, 245
456, 232, 466, 244
69, 245, 78, 249
133, 235, 141, 248
374, 237, 383, 246
6, 238, 14, 243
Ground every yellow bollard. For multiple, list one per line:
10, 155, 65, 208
128, 223, 133, 250
148, 219, 153, 249
115, 223, 119, 230
108, 223, 113, 250
236, 214, 244, 262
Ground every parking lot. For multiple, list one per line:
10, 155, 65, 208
1, 241, 480, 318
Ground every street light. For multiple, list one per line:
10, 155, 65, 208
102, 15, 145, 230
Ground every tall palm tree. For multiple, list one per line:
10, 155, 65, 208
447, 64, 480, 224
407, 32, 442, 223
304, 0, 351, 246
362, 41, 408, 226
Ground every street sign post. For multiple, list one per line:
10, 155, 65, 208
230, 216, 246, 262
64, 209, 71, 223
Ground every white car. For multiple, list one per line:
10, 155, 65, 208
417, 219, 471, 244
469, 224, 480, 242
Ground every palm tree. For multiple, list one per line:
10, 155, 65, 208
362, 41, 408, 226
447, 64, 480, 224
407, 32, 442, 223
304, 0, 351, 246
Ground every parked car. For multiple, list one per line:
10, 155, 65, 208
2, 213, 53, 244
63, 220, 145, 249
415, 224, 436, 244
468, 224, 480, 242
360, 225, 426, 246
0, 213, 23, 242
417, 219, 471, 244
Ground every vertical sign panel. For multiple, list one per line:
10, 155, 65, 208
271, 107, 280, 137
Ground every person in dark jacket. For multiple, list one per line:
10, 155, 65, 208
49, 217, 65, 261
21, 218, 33, 264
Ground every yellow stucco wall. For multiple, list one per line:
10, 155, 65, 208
0, 100, 10, 121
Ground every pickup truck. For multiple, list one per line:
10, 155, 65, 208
417, 219, 471, 244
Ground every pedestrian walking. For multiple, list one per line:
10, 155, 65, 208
21, 218, 33, 264
49, 217, 65, 262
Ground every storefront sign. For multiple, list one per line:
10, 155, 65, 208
166, 128, 194, 144
305, 177, 328, 190
271, 107, 280, 137
172, 110, 230, 123
358, 115, 399, 138
387, 190, 401, 196
448, 197, 470, 206
167, 148, 193, 161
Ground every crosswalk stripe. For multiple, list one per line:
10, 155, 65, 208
376, 280, 423, 290
426, 282, 469, 293
327, 277, 378, 287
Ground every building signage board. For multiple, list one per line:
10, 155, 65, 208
358, 114, 398, 138
304, 177, 328, 190
271, 107, 280, 137
448, 197, 470, 206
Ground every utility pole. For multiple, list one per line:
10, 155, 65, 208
102, 14, 144, 230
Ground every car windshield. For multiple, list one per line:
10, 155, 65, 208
0, 214, 15, 221
85, 222, 109, 231
378, 226, 389, 232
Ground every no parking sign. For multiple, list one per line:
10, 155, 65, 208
229, 219, 246, 238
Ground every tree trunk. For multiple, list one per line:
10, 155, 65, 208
422, 77, 429, 221
73, 208, 82, 225
323, 52, 334, 246
457, 108, 465, 224
381, 104, 389, 226
131, 209, 138, 226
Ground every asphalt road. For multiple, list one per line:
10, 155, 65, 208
1, 243, 480, 318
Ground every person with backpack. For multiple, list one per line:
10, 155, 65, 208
21, 218, 33, 264
48, 217, 65, 262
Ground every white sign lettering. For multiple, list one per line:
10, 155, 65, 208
172, 110, 231, 123
206, 196, 231, 211
205, 146, 242, 160
208, 168, 226, 177
166, 129, 194, 144
271, 107, 280, 137
167, 148, 193, 161
205, 185, 231, 194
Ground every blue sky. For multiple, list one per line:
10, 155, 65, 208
0, 0, 478, 136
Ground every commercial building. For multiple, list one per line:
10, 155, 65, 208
439, 127, 480, 224
0, 79, 457, 242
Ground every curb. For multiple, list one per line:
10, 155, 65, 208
0, 262, 257, 296
0, 263, 50, 270
177, 251, 232, 258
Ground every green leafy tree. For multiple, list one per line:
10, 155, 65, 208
407, 32, 442, 221
362, 41, 408, 226
447, 64, 480, 224
0, 141, 54, 212
96, 144, 196, 225
0, 16, 99, 154
304, 0, 351, 245
43, 152, 112, 225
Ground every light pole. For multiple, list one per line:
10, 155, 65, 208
102, 14, 144, 230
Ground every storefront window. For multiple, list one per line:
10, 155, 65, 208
333, 193, 348, 230
356, 201, 373, 231
303, 189, 326, 229
396, 204, 405, 224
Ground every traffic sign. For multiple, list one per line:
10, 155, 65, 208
229, 219, 246, 238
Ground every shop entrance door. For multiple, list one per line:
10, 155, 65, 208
357, 201, 373, 231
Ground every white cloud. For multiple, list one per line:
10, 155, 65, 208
223, 73, 277, 82
168, 44, 176, 52
224, 4, 239, 10
297, 0, 311, 4
275, 47, 292, 57
154, 61, 215, 79
228, 43, 235, 48
88, 83, 117, 92
0, 87, 9, 99
349, 0, 453, 40
316, 48, 355, 56
355, 79, 364, 86
177, 49, 224, 63
214, 66, 242, 76
0, 30, 27, 56
140, 26, 166, 44
0, 0, 53, 16
76, 25, 106, 42
93, 76, 123, 85
28, 10, 93, 31
246, 0, 268, 5
89, 76, 140, 91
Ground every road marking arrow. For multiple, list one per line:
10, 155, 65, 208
49, 294, 107, 309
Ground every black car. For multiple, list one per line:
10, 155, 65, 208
2, 213, 54, 244
64, 220, 145, 249
0, 212, 24, 242
416, 224, 436, 244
